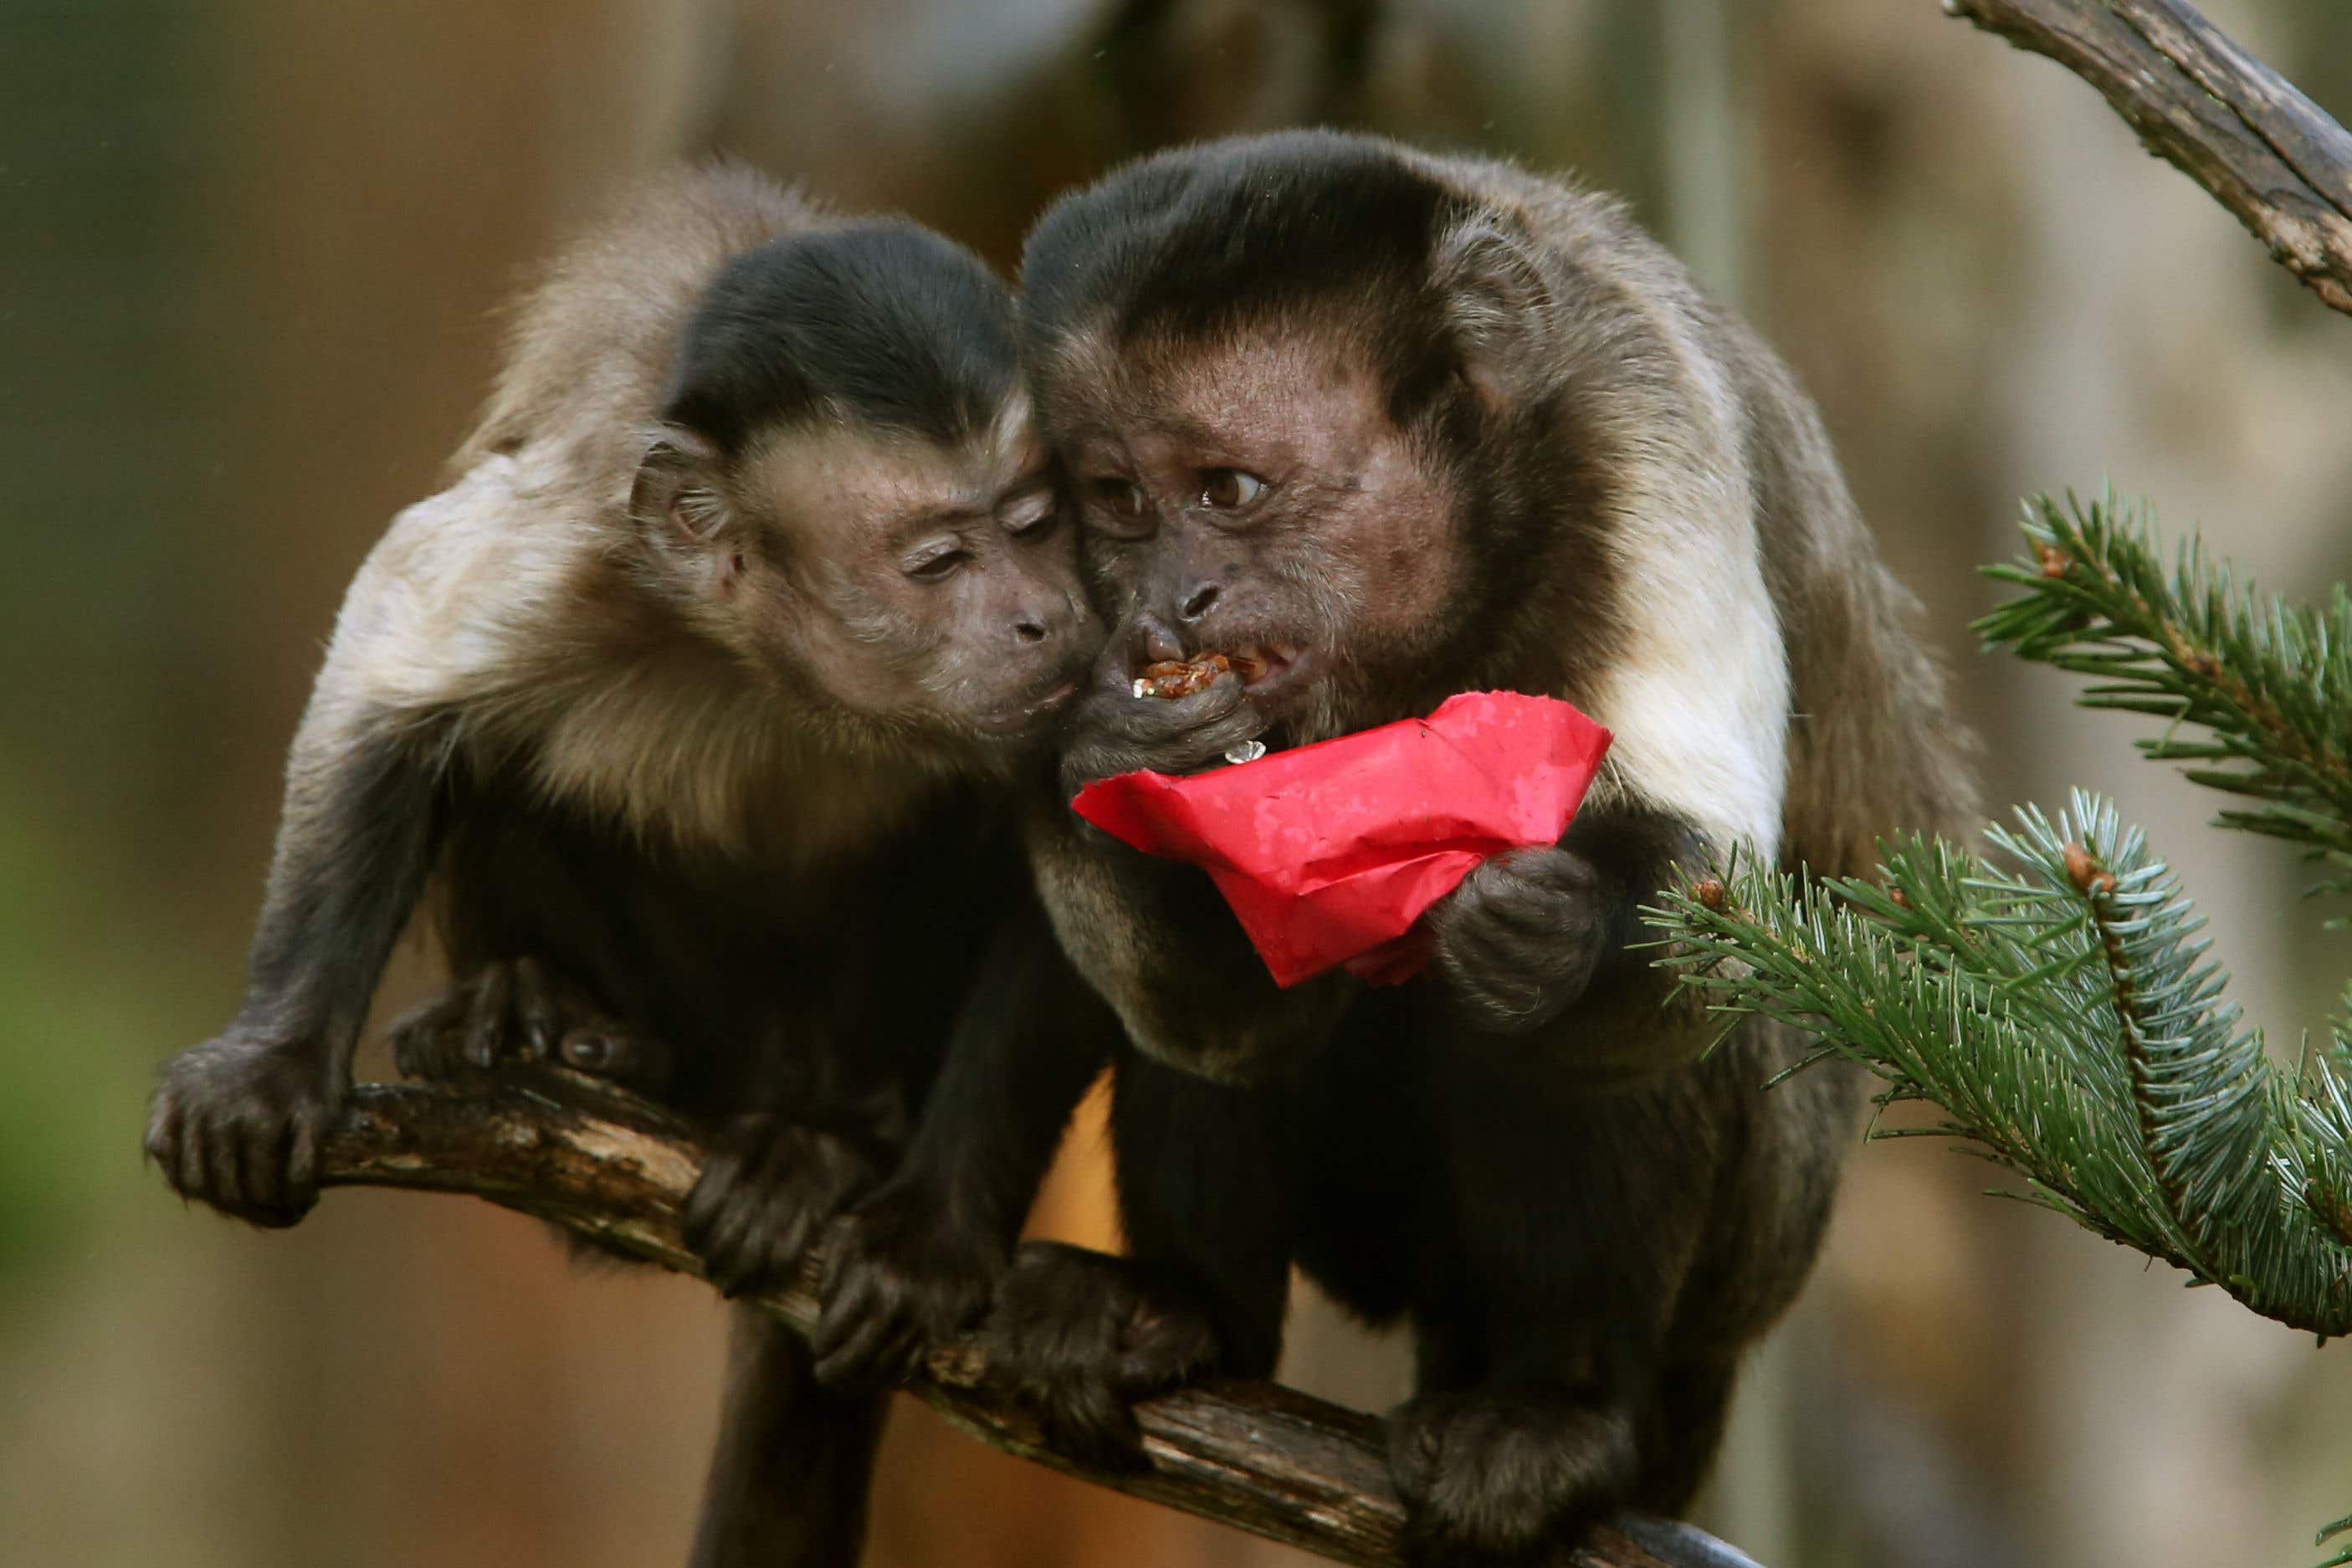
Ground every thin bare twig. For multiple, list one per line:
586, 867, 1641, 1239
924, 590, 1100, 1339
318, 1076, 1758, 1568
1947, 0, 2352, 316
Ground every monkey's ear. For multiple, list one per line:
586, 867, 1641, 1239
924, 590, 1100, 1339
628, 429, 737, 549
1432, 214, 1553, 415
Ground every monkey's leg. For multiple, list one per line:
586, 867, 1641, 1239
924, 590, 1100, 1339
688, 1306, 889, 1568
1385, 1063, 1718, 1566
813, 898, 1115, 1388
975, 1050, 1293, 1467
147, 705, 447, 1227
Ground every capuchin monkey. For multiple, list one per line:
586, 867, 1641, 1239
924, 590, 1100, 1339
818, 130, 1976, 1565
143, 163, 1103, 1568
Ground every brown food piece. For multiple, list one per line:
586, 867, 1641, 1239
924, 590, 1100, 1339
1135, 653, 1232, 699
1132, 650, 1273, 699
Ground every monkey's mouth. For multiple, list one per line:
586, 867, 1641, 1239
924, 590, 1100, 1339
1232, 642, 1314, 706
1129, 643, 1309, 702
977, 678, 1080, 736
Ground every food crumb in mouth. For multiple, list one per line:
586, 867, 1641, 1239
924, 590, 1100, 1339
1130, 650, 1273, 699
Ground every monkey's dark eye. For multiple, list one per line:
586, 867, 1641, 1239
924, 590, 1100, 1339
904, 544, 969, 582
1090, 478, 1150, 520
1197, 469, 1266, 510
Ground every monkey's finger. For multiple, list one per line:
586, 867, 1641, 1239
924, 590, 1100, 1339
170, 1113, 210, 1203
388, 988, 472, 1079
559, 1025, 672, 1089
197, 1114, 248, 1212
871, 1321, 926, 1386
465, 963, 517, 1069
812, 1292, 899, 1386
1111, 1317, 1221, 1390
284, 1113, 320, 1198
1038, 1381, 1149, 1473
511, 957, 557, 1060
1103, 674, 1252, 740
142, 1099, 181, 1172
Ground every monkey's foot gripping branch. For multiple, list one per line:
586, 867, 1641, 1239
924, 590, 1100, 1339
319, 1075, 1760, 1568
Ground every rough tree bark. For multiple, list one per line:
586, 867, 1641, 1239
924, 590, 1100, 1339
318, 1075, 1760, 1568
1944, 0, 2352, 316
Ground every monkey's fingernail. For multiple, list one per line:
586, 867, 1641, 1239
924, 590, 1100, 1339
1223, 740, 1267, 765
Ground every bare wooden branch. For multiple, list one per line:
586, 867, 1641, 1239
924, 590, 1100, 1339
1946, 0, 2352, 316
319, 1077, 1760, 1568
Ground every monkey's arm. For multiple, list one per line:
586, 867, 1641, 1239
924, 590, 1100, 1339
1035, 807, 1353, 1079
812, 893, 1116, 1386
145, 682, 449, 1226
1043, 679, 1348, 1077
146, 460, 543, 1226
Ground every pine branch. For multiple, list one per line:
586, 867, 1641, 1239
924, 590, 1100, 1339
1647, 797, 2352, 1337
1943, 0, 2352, 318
315, 1074, 1758, 1568
1977, 492, 2352, 910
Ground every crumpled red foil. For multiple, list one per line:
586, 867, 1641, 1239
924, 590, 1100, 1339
1069, 691, 1613, 988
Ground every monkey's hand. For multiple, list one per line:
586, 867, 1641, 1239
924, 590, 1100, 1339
974, 1241, 1224, 1470
1061, 669, 1268, 795
809, 1180, 1004, 1390
145, 1029, 342, 1228
684, 1115, 884, 1297
1427, 846, 1616, 1034
389, 956, 674, 1093
1387, 1386, 1640, 1566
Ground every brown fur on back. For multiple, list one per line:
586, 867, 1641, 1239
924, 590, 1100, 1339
452, 162, 834, 485
1401, 144, 1979, 876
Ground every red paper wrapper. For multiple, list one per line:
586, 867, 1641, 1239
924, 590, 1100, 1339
1069, 691, 1612, 988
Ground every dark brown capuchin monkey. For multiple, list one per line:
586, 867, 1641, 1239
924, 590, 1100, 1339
146, 162, 1115, 1568
817, 130, 1977, 1568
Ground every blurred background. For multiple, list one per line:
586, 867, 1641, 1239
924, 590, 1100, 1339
5, 1, 2350, 1564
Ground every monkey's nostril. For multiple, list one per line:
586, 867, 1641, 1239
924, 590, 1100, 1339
1180, 582, 1220, 622
1014, 618, 1048, 643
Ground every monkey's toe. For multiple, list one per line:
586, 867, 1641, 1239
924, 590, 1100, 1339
393, 957, 671, 1091
1387, 1387, 1639, 1567
388, 991, 472, 1082
557, 1022, 673, 1091
684, 1117, 880, 1297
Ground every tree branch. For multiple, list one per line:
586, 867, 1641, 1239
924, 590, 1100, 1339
1945, 0, 2352, 317
318, 1076, 1760, 1568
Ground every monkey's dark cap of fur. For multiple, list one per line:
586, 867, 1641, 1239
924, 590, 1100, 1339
1021, 129, 1460, 353
664, 219, 1018, 455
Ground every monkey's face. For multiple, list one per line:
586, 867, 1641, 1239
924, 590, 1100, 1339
631, 409, 1099, 751
1047, 325, 1466, 743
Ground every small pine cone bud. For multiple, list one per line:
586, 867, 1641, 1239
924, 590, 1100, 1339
2063, 841, 2117, 897
2037, 543, 2069, 579
2183, 650, 2219, 679
2306, 1179, 2352, 1250
1888, 885, 1912, 910
1693, 877, 1726, 911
